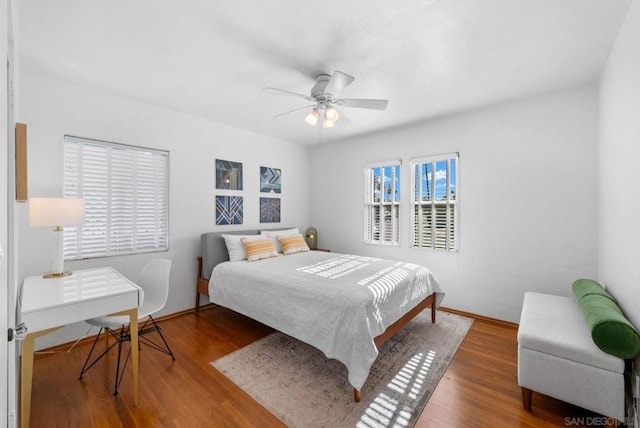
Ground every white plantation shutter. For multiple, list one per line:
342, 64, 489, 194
63, 136, 169, 260
364, 161, 400, 245
411, 153, 459, 251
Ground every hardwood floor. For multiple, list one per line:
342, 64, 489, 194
27, 306, 608, 427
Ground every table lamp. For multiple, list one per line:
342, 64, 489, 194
29, 197, 85, 278
305, 227, 318, 250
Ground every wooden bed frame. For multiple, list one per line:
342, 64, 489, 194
195, 256, 209, 311
195, 255, 437, 402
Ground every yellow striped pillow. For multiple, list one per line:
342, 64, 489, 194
240, 237, 278, 262
277, 234, 310, 255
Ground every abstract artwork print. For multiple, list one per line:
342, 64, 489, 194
216, 196, 243, 225
260, 197, 280, 223
260, 166, 281, 193
216, 159, 243, 190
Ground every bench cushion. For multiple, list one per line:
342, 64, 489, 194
518, 292, 624, 374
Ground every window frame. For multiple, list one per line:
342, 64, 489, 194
363, 160, 401, 246
63, 135, 170, 261
410, 153, 459, 252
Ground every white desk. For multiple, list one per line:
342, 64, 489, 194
19, 267, 143, 428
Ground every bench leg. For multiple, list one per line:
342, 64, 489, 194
604, 417, 619, 427
521, 387, 532, 411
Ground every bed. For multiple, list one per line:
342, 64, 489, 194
195, 229, 444, 402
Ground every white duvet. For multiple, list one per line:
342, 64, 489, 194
209, 251, 444, 390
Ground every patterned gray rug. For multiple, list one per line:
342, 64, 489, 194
211, 310, 473, 428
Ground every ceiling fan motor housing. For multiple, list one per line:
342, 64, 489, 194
310, 74, 332, 99
266, 70, 388, 128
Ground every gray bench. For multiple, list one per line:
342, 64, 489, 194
518, 292, 625, 423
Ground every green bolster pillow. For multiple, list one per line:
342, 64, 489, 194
577, 294, 640, 359
572, 278, 616, 303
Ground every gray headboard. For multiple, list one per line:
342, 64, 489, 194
200, 227, 294, 280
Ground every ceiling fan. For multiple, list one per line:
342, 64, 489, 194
264, 71, 388, 129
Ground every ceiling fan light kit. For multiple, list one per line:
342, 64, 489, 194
325, 106, 339, 123
322, 118, 334, 128
266, 70, 389, 131
303, 105, 339, 128
305, 108, 319, 126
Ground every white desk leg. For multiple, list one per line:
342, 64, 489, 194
20, 327, 63, 428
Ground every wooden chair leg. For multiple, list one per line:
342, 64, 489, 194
521, 387, 532, 411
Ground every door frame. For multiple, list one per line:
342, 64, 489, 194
2, 0, 19, 426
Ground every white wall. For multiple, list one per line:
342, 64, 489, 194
598, 0, 640, 330
19, 72, 310, 348
310, 85, 599, 322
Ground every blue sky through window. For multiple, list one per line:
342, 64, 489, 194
450, 160, 457, 200
372, 166, 399, 203
415, 159, 457, 201
435, 160, 447, 200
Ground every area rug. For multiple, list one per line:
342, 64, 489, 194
211, 311, 473, 427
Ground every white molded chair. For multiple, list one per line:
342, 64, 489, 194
78, 258, 175, 395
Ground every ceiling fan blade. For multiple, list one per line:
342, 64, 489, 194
273, 104, 316, 118
263, 87, 313, 101
338, 98, 389, 110
324, 71, 355, 98
333, 108, 351, 127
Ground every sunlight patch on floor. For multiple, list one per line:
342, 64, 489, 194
356, 350, 436, 428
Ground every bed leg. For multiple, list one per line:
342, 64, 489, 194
431, 301, 436, 323
196, 256, 203, 312
354, 388, 361, 402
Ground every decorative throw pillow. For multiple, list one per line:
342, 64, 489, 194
277, 234, 310, 255
577, 293, 640, 359
572, 278, 616, 303
240, 237, 278, 262
222, 234, 262, 262
572, 278, 640, 358
260, 227, 300, 253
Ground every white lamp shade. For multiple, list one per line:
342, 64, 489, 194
325, 106, 339, 122
29, 198, 85, 227
305, 109, 319, 126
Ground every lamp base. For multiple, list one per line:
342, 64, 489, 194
43, 272, 73, 279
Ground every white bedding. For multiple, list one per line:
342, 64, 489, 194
209, 251, 444, 390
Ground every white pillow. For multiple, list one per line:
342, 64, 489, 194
222, 234, 262, 262
260, 228, 300, 253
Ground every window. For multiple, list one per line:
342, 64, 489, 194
63, 136, 169, 260
364, 161, 400, 245
411, 153, 458, 251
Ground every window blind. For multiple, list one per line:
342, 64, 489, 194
364, 162, 400, 245
63, 136, 169, 260
410, 153, 458, 251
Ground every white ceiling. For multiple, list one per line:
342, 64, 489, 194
17, 0, 631, 145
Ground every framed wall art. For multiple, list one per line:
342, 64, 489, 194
260, 166, 281, 194
216, 159, 243, 190
260, 197, 280, 223
216, 195, 243, 225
